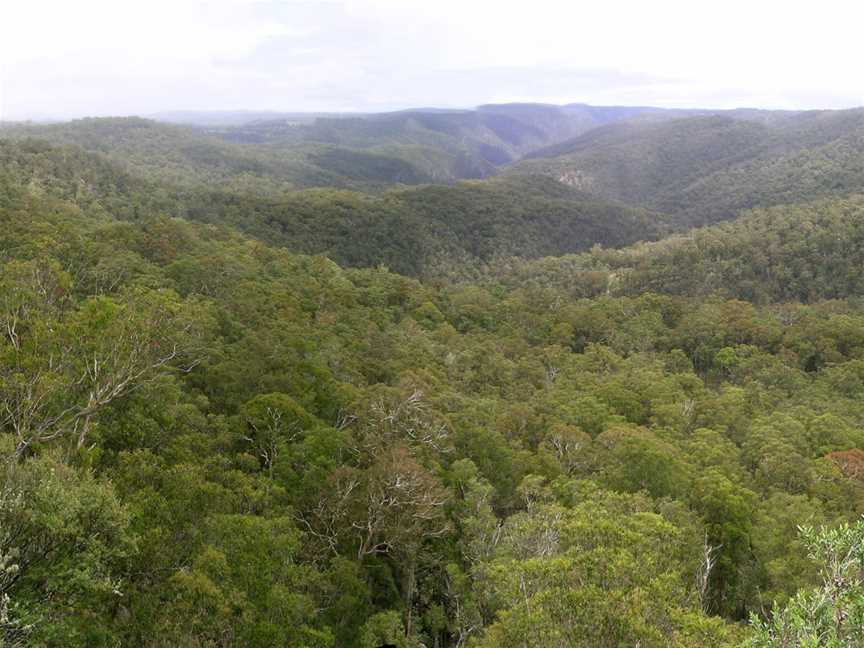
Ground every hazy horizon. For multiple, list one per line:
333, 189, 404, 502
0, 101, 832, 125
3, 0, 864, 121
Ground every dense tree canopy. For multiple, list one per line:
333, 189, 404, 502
515, 109, 864, 227
3, 106, 864, 646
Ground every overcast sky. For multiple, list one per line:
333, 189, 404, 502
2, 0, 863, 120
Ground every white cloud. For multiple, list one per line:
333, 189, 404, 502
2, 0, 863, 119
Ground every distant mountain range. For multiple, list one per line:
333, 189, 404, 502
6, 101, 864, 276
3, 102, 803, 193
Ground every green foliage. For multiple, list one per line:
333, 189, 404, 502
471, 485, 742, 647
2, 103, 675, 195
5, 104, 864, 647
158, 515, 332, 647
0, 137, 665, 278
358, 610, 411, 647
484, 196, 864, 305
515, 109, 864, 227
746, 520, 864, 647
0, 440, 131, 645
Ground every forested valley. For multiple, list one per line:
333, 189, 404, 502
3, 104, 864, 646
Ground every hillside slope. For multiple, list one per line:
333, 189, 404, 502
177, 102, 686, 165
0, 138, 666, 277
483, 194, 864, 304
513, 109, 864, 226
1, 117, 495, 191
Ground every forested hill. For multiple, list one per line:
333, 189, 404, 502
5, 103, 864, 647
185, 176, 665, 277
513, 108, 864, 226
160, 102, 686, 161
0, 138, 666, 276
478, 195, 864, 304
16, 103, 864, 234
0, 104, 694, 193
2, 117, 480, 192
